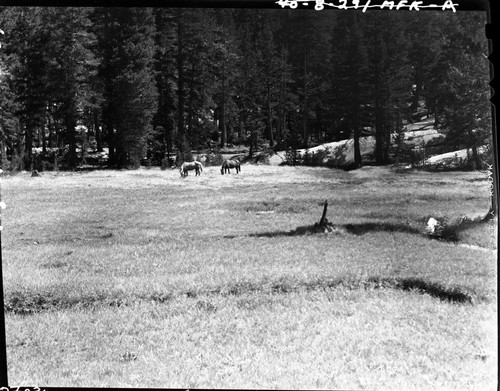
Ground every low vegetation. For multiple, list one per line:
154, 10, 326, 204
1, 165, 497, 388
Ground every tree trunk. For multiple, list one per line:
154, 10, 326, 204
353, 82, 362, 167
187, 63, 196, 148
106, 117, 115, 166
353, 116, 362, 168
277, 50, 286, 146
411, 58, 424, 112
267, 87, 274, 148
47, 115, 54, 149
302, 43, 308, 149
94, 109, 103, 152
220, 60, 227, 148
23, 123, 33, 171
375, 96, 385, 165
66, 109, 78, 169
42, 119, 47, 155
176, 11, 188, 158
0, 136, 5, 169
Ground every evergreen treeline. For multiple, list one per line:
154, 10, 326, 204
0, 7, 492, 170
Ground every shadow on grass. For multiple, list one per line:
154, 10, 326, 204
242, 221, 422, 239
5, 275, 480, 315
342, 222, 422, 235
261, 276, 475, 304
4, 290, 174, 316
242, 214, 496, 249
364, 277, 474, 304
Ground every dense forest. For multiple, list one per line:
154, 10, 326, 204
0, 7, 492, 170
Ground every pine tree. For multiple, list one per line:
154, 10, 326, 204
329, 12, 369, 167
437, 13, 491, 168
276, 10, 333, 149
0, 42, 21, 169
365, 13, 412, 165
211, 9, 240, 148
95, 8, 158, 168
116, 8, 158, 168
254, 12, 281, 148
233, 9, 267, 157
44, 7, 98, 169
173, 8, 190, 161
2, 7, 50, 170
153, 8, 177, 163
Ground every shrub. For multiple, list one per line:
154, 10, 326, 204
302, 150, 322, 166
391, 141, 419, 166
204, 152, 224, 167
325, 144, 348, 168
161, 157, 175, 170
175, 149, 193, 166
33, 149, 60, 172
9, 152, 24, 171
142, 158, 152, 169
254, 152, 271, 165
284, 148, 302, 166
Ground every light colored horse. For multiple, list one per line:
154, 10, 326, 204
221, 159, 241, 175
180, 161, 203, 177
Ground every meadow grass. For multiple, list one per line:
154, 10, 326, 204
1, 165, 497, 389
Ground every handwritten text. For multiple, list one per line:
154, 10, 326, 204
276, 0, 458, 12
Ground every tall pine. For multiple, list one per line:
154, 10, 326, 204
96, 8, 157, 168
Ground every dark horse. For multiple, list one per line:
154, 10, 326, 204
221, 159, 241, 175
180, 161, 203, 177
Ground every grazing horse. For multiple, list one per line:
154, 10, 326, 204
221, 159, 241, 175
180, 161, 203, 177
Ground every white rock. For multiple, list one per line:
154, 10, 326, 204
426, 217, 439, 234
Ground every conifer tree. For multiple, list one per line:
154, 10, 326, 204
153, 8, 177, 163
44, 7, 98, 169
329, 12, 369, 167
437, 13, 491, 168
211, 9, 240, 148
96, 7, 157, 168
0, 42, 21, 169
365, 13, 412, 165
2, 7, 50, 170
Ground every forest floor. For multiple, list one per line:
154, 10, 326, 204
1, 164, 497, 389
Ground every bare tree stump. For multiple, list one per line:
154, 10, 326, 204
319, 200, 328, 226
291, 200, 341, 235
314, 200, 336, 233
31, 170, 40, 177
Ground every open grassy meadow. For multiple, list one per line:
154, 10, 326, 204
1, 164, 497, 389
